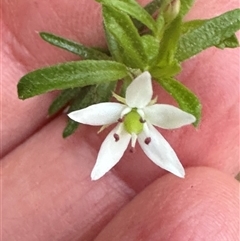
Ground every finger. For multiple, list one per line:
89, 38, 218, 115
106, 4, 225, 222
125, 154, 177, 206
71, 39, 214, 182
171, 0, 240, 176
94, 167, 240, 241
2, 113, 238, 240
115, 0, 240, 186
2, 114, 238, 240
2, 116, 135, 241
2, 0, 239, 181
2, 0, 238, 158
2, 0, 104, 156
114, 42, 239, 189
153, 47, 240, 176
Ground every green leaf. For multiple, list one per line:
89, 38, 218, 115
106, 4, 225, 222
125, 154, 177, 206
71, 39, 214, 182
181, 19, 205, 34
97, 0, 157, 33
63, 120, 80, 138
63, 82, 116, 137
134, 0, 169, 31
215, 34, 239, 49
179, 0, 195, 17
141, 35, 160, 65
120, 75, 132, 96
176, 9, 240, 62
154, 76, 201, 125
88, 82, 117, 104
182, 19, 240, 49
63, 86, 91, 138
102, 5, 147, 69
149, 61, 181, 78
48, 87, 82, 116
144, 0, 163, 15
104, 24, 124, 63
17, 60, 129, 99
40, 32, 111, 60
157, 16, 182, 65
155, 15, 165, 38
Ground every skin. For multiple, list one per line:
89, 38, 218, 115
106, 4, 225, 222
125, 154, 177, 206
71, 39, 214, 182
2, 0, 239, 240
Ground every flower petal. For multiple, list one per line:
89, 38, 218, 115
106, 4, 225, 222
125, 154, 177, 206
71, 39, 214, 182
68, 102, 125, 126
125, 71, 153, 108
91, 124, 131, 180
138, 124, 185, 178
144, 104, 196, 129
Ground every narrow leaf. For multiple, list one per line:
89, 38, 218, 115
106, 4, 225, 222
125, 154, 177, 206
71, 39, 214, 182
144, 0, 163, 15
97, 0, 157, 33
141, 35, 160, 65
102, 5, 147, 69
134, 0, 170, 31
18, 60, 129, 99
181, 19, 205, 34
120, 75, 132, 96
63, 82, 116, 137
104, 24, 124, 63
154, 76, 201, 125
48, 87, 82, 116
63, 86, 91, 138
176, 9, 240, 62
157, 16, 182, 65
40, 32, 111, 60
179, 0, 195, 17
63, 120, 79, 138
182, 19, 239, 49
215, 34, 239, 49
150, 61, 181, 78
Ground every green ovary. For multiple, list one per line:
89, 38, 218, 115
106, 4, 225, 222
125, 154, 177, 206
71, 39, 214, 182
123, 110, 143, 135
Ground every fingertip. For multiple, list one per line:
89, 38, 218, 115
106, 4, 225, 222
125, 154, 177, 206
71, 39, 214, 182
95, 167, 239, 241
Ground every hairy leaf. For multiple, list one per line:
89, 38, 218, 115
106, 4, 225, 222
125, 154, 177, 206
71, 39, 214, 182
157, 16, 182, 65
182, 19, 239, 49
18, 60, 128, 99
144, 0, 164, 15
215, 34, 239, 49
176, 9, 240, 61
179, 0, 195, 17
97, 0, 157, 33
102, 5, 147, 69
150, 61, 181, 78
40, 32, 111, 60
104, 24, 124, 63
48, 87, 82, 116
63, 82, 116, 137
141, 35, 160, 65
63, 120, 80, 138
154, 76, 201, 125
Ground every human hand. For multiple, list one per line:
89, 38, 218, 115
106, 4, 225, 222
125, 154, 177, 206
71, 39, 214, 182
2, 0, 239, 240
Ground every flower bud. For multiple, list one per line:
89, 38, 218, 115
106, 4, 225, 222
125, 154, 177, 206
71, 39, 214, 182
163, 0, 181, 24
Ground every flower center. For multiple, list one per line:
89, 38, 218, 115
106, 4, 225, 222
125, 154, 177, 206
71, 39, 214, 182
123, 109, 144, 135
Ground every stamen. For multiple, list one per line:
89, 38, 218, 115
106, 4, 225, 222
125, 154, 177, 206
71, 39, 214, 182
113, 133, 120, 142
131, 133, 138, 148
148, 96, 158, 106
97, 124, 109, 134
112, 92, 126, 104
129, 147, 135, 153
129, 133, 137, 153
137, 109, 145, 120
120, 107, 132, 118
118, 118, 124, 123
145, 137, 151, 145
139, 117, 146, 123
143, 123, 150, 137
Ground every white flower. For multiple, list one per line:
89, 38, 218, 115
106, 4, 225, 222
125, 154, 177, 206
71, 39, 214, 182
68, 71, 196, 180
